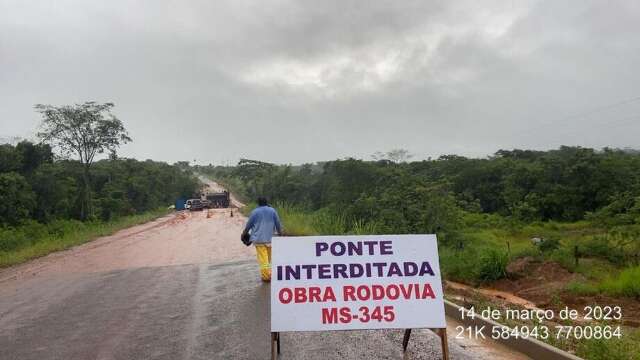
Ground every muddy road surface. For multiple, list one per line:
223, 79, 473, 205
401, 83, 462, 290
0, 206, 526, 359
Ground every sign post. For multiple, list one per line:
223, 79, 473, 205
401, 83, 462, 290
270, 234, 448, 359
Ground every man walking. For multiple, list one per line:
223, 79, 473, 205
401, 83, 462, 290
242, 197, 282, 282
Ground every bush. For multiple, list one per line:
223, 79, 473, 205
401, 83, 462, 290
599, 266, 640, 298
477, 249, 508, 282
582, 227, 640, 265
586, 192, 640, 227
462, 212, 509, 229
549, 246, 578, 271
538, 237, 560, 252
0, 227, 27, 252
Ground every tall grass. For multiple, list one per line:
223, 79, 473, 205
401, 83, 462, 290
476, 249, 509, 282
270, 202, 512, 284
566, 266, 640, 299
439, 246, 510, 284
0, 208, 171, 268
439, 247, 478, 282
261, 202, 380, 236
250, 201, 639, 295
599, 266, 640, 298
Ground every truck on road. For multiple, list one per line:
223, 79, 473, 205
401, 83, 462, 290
205, 191, 231, 208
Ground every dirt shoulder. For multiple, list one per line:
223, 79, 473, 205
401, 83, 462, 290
447, 259, 640, 326
0, 209, 254, 286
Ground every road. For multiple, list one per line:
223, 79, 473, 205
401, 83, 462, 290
0, 199, 527, 359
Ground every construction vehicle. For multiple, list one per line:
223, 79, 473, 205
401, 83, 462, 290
205, 191, 231, 208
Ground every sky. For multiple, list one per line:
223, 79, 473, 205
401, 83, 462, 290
1, 0, 639, 165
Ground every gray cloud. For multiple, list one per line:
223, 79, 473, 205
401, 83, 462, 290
1, 0, 639, 164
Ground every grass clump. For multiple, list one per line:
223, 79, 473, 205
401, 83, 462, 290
476, 249, 509, 282
599, 266, 640, 298
565, 280, 600, 296
575, 328, 640, 360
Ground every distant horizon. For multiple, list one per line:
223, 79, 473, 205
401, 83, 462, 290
3, 1, 640, 165
3, 107, 640, 166
192, 145, 640, 167
2, 133, 639, 167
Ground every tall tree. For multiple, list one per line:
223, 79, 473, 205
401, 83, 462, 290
35, 102, 131, 220
16, 140, 53, 173
0, 172, 36, 225
0, 144, 23, 173
371, 149, 413, 163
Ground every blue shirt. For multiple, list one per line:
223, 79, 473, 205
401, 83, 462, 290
244, 205, 282, 244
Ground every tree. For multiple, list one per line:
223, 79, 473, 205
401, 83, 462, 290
35, 102, 131, 220
29, 163, 78, 221
15, 141, 53, 173
371, 149, 413, 163
234, 158, 275, 198
0, 172, 36, 225
0, 144, 22, 173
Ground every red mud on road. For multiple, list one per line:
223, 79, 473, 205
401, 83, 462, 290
0, 209, 254, 285
0, 202, 530, 359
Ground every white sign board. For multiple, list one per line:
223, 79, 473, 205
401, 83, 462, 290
271, 235, 445, 332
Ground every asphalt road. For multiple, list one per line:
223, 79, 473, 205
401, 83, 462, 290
1, 259, 485, 360
0, 204, 527, 359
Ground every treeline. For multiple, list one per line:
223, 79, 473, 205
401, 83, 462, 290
0, 140, 199, 225
199, 146, 640, 238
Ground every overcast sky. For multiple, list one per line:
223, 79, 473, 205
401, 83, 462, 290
1, 0, 639, 164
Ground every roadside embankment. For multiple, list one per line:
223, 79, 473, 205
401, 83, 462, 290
0, 208, 171, 268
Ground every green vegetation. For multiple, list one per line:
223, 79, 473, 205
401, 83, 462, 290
455, 289, 640, 360
202, 147, 640, 289
0, 141, 198, 225
244, 202, 380, 236
218, 148, 640, 359
0, 140, 198, 266
203, 147, 640, 223
565, 281, 600, 296
476, 249, 509, 282
599, 266, 640, 298
0, 103, 200, 265
36, 102, 132, 220
568, 266, 640, 299
575, 328, 640, 360
0, 208, 169, 268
